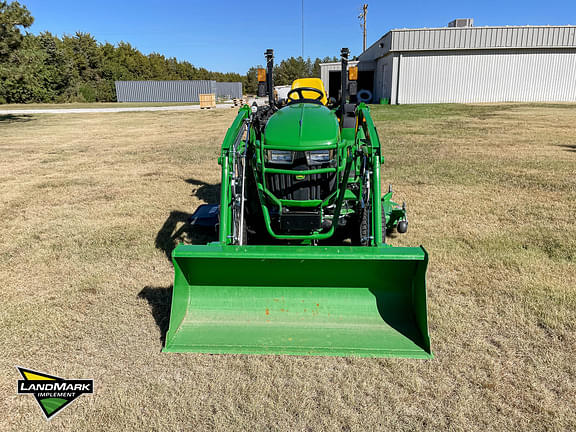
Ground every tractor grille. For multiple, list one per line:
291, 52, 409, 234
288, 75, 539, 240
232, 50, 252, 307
266, 170, 336, 201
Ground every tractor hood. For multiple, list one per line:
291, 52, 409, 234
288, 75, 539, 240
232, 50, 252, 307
264, 103, 339, 149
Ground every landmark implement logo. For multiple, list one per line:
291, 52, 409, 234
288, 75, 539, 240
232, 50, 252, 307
16, 367, 93, 420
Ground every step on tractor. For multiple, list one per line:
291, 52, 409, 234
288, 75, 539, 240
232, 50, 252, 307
163, 49, 432, 358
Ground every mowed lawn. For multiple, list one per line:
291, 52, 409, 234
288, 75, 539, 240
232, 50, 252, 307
0, 104, 574, 431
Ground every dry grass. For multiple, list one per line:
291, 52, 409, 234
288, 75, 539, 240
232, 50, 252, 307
0, 104, 575, 431
0, 102, 199, 110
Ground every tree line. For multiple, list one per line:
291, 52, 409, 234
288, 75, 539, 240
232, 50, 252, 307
244, 54, 338, 94
0, 1, 335, 103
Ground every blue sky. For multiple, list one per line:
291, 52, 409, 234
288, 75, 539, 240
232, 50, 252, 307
20, 0, 575, 74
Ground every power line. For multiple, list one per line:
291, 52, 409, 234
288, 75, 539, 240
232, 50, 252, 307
302, 0, 305, 57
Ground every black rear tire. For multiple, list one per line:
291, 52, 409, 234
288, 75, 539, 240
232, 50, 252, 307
381, 206, 387, 244
359, 202, 370, 246
357, 204, 387, 246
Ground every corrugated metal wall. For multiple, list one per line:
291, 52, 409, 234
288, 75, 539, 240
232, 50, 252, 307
360, 26, 576, 62
396, 49, 576, 104
374, 55, 394, 101
115, 80, 242, 102
213, 82, 243, 99
390, 26, 576, 52
320, 61, 360, 96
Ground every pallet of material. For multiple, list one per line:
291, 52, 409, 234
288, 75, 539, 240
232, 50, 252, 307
199, 94, 216, 109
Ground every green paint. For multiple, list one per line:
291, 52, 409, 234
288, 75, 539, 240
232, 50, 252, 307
165, 100, 431, 358
165, 245, 431, 358
264, 103, 340, 149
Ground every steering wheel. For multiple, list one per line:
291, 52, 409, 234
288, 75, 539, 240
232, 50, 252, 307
286, 87, 324, 105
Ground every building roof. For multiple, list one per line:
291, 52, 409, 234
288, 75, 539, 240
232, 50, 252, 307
359, 25, 576, 61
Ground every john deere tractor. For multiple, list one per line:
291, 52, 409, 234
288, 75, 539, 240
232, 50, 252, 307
164, 49, 431, 358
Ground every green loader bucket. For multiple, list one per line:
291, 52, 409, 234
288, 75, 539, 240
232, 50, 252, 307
164, 244, 431, 358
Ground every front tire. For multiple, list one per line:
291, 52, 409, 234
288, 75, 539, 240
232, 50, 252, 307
381, 206, 387, 244
359, 202, 370, 246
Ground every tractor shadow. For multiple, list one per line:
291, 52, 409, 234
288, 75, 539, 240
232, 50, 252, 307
144, 178, 221, 344
386, 229, 400, 240
558, 144, 576, 153
155, 210, 199, 261
138, 285, 172, 345
0, 114, 34, 124
154, 178, 221, 261
184, 178, 220, 203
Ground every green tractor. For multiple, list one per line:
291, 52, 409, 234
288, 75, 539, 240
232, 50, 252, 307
164, 49, 431, 358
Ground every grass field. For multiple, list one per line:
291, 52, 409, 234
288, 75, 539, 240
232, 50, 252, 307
0, 101, 199, 110
0, 104, 575, 431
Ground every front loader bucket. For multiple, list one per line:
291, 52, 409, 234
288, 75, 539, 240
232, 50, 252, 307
164, 244, 431, 358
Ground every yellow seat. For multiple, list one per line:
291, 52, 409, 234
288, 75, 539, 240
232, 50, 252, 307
290, 78, 328, 105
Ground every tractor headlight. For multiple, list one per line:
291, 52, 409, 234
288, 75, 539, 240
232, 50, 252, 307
306, 150, 334, 165
267, 150, 294, 164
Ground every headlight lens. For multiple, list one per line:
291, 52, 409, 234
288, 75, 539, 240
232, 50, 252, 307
306, 150, 334, 165
267, 150, 294, 164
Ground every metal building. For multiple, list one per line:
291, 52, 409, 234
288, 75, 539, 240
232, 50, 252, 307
115, 80, 242, 102
321, 21, 576, 104
320, 60, 358, 100
213, 82, 243, 100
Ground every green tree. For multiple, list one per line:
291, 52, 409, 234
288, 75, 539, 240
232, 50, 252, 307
272, 56, 328, 85
244, 66, 264, 94
274, 56, 309, 85
0, 1, 34, 102
0, 1, 333, 103
0, 0, 33, 59
311, 58, 322, 78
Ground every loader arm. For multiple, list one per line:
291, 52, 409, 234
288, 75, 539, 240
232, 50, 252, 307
218, 106, 251, 244
355, 103, 385, 246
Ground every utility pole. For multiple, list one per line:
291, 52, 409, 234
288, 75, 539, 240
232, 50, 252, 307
359, 4, 368, 52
